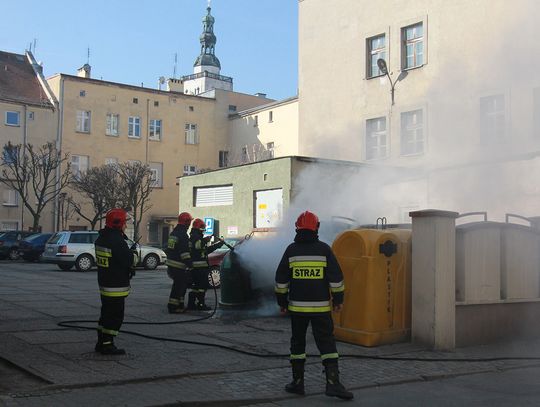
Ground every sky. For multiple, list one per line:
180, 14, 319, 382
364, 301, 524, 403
1, 0, 298, 101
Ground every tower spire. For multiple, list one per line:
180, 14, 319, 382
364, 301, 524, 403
193, 1, 221, 69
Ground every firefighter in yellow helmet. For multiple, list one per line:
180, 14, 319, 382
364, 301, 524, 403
94, 208, 136, 355
275, 211, 353, 399
187, 218, 224, 310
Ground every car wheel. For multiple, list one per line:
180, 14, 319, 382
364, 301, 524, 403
58, 264, 73, 271
208, 266, 221, 288
8, 248, 20, 261
143, 254, 159, 270
75, 254, 94, 272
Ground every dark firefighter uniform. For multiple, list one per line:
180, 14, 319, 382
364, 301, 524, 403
275, 210, 353, 400
188, 223, 224, 310
166, 221, 192, 313
94, 213, 135, 355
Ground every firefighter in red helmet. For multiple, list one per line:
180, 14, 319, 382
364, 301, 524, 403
165, 212, 193, 313
275, 211, 353, 399
94, 208, 136, 355
187, 218, 224, 310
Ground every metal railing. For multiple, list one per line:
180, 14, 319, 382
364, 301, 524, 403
181, 71, 233, 83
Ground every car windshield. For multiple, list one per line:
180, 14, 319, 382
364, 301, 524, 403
24, 234, 43, 242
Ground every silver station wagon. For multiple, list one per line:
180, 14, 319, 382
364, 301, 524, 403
42, 231, 167, 272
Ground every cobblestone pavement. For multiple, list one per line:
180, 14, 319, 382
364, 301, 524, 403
1, 261, 540, 406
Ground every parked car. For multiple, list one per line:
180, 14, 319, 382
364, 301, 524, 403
207, 237, 244, 288
0, 230, 40, 260
41, 230, 167, 272
18, 233, 53, 261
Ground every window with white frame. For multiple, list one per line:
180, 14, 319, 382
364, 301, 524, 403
184, 123, 198, 144
219, 150, 229, 168
149, 119, 162, 141
402, 23, 424, 70
106, 113, 119, 136
400, 109, 424, 155
267, 142, 275, 159
1, 221, 18, 231
195, 185, 233, 207
367, 34, 386, 78
365, 117, 388, 160
183, 164, 197, 176
480, 94, 505, 141
149, 162, 163, 187
71, 155, 89, 178
2, 189, 18, 206
76, 110, 91, 133
105, 157, 118, 166
5, 111, 20, 126
128, 116, 141, 138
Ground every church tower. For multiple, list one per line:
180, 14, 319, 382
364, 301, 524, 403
182, 1, 233, 95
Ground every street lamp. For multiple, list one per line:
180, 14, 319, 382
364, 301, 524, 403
377, 58, 398, 105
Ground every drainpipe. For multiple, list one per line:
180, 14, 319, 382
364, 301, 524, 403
145, 98, 150, 163
54, 77, 65, 232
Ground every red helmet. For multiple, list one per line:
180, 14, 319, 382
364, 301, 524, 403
177, 212, 193, 226
295, 211, 320, 231
192, 218, 206, 231
105, 208, 127, 230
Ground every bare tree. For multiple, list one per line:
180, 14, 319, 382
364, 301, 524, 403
69, 165, 123, 230
58, 192, 76, 231
0, 142, 71, 231
116, 162, 154, 241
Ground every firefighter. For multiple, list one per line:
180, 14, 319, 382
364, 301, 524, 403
166, 212, 193, 313
275, 211, 353, 400
94, 208, 136, 355
187, 218, 224, 310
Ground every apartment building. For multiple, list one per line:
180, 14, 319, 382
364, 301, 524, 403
298, 0, 540, 221
0, 51, 58, 232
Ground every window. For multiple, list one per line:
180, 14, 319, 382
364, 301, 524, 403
149, 119, 162, 141
106, 113, 119, 136
185, 124, 198, 144
189, 106, 194, 112
219, 150, 229, 168
27, 111, 34, 120
195, 185, 233, 207
2, 145, 19, 164
69, 233, 96, 244
267, 142, 275, 159
76, 110, 91, 133
105, 157, 118, 166
149, 162, 163, 188
133, 97, 138, 104
254, 115, 259, 127
154, 101, 159, 107
128, 116, 141, 138
480, 95, 505, 142
367, 34, 386, 78
148, 222, 159, 243
229, 105, 237, 112
269, 111, 274, 122
1, 221, 18, 231
183, 164, 197, 176
402, 23, 424, 69
2, 189, 18, 206
80, 90, 86, 97
71, 155, 89, 178
400, 110, 424, 155
365, 117, 388, 160
5, 111, 20, 126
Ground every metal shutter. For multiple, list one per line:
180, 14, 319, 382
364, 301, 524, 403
195, 185, 233, 207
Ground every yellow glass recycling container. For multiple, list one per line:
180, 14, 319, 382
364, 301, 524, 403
331, 229, 412, 347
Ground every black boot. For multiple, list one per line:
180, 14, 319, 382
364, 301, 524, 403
196, 292, 212, 311
285, 359, 305, 395
99, 335, 126, 355
186, 292, 197, 310
324, 361, 353, 400
94, 329, 103, 352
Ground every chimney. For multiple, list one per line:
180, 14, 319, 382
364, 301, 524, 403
77, 63, 91, 79
166, 78, 184, 93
